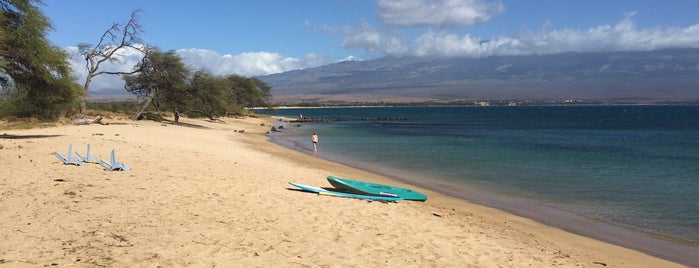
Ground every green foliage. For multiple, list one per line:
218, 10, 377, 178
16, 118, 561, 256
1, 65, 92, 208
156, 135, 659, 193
225, 75, 272, 108
181, 71, 271, 119
123, 49, 189, 114
9, 76, 81, 119
186, 70, 230, 119
124, 65, 271, 119
0, 0, 82, 120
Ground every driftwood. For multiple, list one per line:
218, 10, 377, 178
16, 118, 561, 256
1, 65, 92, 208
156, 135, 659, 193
71, 115, 105, 125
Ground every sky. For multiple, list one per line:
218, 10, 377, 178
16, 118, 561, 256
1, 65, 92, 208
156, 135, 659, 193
40, 0, 699, 91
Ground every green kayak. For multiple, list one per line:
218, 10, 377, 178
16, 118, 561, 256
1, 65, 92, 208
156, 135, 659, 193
327, 176, 427, 201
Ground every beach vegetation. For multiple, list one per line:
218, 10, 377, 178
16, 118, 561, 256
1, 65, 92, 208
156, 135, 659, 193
123, 66, 272, 121
126, 69, 271, 121
186, 70, 232, 120
225, 75, 272, 109
183, 71, 270, 119
123, 48, 189, 119
0, 117, 59, 130
0, 0, 82, 120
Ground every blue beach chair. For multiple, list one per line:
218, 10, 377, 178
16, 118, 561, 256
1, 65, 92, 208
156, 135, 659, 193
99, 149, 131, 171
75, 144, 99, 163
55, 144, 84, 166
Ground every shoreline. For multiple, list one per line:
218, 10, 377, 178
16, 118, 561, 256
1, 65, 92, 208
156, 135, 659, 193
0, 116, 692, 267
267, 117, 699, 266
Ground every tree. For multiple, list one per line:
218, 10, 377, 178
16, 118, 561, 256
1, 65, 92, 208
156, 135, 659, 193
187, 70, 230, 120
76, 10, 147, 118
0, 0, 82, 119
225, 75, 272, 108
184, 71, 273, 120
123, 49, 189, 119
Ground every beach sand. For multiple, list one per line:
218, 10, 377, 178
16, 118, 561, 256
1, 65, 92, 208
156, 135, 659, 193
0, 116, 687, 267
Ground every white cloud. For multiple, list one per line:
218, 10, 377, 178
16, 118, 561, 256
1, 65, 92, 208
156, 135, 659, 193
506, 14, 699, 55
377, 0, 505, 28
342, 13, 699, 57
340, 55, 360, 62
339, 20, 409, 55
66, 47, 335, 92
176, 49, 336, 76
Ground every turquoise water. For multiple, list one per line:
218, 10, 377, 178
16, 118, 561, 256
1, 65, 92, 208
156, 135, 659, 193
260, 106, 699, 244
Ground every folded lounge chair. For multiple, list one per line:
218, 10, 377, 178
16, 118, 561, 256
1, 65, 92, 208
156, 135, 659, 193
55, 144, 84, 166
75, 144, 99, 163
99, 149, 131, 171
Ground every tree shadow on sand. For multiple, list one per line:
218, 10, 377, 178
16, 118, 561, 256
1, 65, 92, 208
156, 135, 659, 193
0, 134, 63, 139
167, 121, 210, 129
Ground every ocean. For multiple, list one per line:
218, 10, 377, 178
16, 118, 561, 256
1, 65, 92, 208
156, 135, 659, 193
258, 105, 699, 246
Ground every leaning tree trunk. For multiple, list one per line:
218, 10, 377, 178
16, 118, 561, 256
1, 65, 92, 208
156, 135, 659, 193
78, 96, 87, 119
78, 72, 94, 119
134, 90, 156, 120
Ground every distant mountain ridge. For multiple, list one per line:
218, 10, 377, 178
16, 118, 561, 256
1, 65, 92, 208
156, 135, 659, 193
87, 89, 139, 102
258, 48, 699, 104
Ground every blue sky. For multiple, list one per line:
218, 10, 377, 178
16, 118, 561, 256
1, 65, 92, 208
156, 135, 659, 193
40, 0, 699, 90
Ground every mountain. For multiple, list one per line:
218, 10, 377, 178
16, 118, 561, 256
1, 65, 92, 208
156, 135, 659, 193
258, 48, 699, 104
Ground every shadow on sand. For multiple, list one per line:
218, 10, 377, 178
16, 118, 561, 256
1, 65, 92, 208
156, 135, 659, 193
0, 134, 63, 139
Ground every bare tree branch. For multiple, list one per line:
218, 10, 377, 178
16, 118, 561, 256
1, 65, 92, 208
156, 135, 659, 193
95, 69, 142, 76
76, 10, 148, 119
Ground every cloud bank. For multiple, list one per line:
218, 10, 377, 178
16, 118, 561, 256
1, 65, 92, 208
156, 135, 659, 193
377, 0, 505, 28
338, 10, 699, 57
175, 49, 334, 77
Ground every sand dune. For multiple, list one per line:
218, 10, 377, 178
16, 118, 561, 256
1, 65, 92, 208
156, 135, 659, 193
0, 116, 684, 267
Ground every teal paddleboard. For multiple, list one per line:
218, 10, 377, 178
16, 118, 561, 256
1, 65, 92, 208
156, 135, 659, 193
288, 182, 403, 201
326, 176, 427, 201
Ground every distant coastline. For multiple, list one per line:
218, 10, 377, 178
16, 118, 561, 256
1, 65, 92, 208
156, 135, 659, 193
260, 99, 699, 110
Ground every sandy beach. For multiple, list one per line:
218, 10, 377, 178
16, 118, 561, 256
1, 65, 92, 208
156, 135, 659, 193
0, 115, 689, 267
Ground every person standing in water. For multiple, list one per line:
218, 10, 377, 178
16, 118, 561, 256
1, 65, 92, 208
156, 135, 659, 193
311, 132, 318, 151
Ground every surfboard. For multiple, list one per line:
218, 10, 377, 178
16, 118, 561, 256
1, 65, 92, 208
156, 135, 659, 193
288, 182, 403, 201
326, 176, 427, 201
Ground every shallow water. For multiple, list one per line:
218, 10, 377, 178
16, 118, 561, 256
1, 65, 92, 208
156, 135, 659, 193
260, 105, 699, 244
